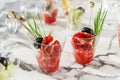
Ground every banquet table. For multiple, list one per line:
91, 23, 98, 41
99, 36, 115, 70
1, 0, 120, 80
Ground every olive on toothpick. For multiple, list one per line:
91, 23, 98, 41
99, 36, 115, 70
0, 57, 8, 68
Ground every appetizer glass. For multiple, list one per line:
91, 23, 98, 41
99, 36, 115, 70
65, 1, 85, 31
35, 27, 66, 74
43, 0, 58, 24
72, 32, 94, 65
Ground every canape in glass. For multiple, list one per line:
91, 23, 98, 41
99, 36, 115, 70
9, 11, 66, 74
72, 32, 94, 65
34, 27, 66, 74
43, 0, 58, 24
66, 1, 85, 31
0, 58, 14, 80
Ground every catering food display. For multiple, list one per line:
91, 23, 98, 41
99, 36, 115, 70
0, 1, 110, 78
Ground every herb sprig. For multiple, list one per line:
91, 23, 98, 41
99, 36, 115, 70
24, 14, 46, 39
94, 5, 108, 45
94, 5, 108, 37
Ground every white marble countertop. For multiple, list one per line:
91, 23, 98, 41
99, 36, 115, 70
7, 18, 120, 80
9, 32, 120, 80
1, 0, 120, 80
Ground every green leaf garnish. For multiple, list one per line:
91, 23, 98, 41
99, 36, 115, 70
94, 5, 108, 45
23, 14, 46, 39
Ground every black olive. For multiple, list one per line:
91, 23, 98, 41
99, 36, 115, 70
81, 27, 94, 35
36, 38, 43, 43
0, 57, 8, 67
34, 38, 43, 49
77, 7, 85, 13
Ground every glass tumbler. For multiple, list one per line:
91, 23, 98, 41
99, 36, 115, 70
35, 27, 66, 74
72, 32, 94, 65
65, 0, 85, 31
43, 0, 58, 24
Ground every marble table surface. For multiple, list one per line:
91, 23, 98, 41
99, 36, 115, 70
1, 0, 120, 80
9, 24, 120, 80
8, 18, 120, 80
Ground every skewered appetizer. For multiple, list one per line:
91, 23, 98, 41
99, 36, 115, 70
0, 57, 13, 80
72, 2, 108, 65
11, 12, 62, 74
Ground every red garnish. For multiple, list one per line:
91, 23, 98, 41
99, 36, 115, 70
42, 40, 61, 57
51, 9, 58, 17
73, 32, 94, 38
52, 40, 62, 57
53, 40, 60, 45
43, 14, 56, 24
42, 35, 53, 44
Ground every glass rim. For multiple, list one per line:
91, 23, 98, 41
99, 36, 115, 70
34, 41, 62, 47
72, 36, 94, 39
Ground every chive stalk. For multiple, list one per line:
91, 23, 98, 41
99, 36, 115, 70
94, 5, 108, 46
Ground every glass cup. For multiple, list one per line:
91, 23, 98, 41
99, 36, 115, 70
72, 32, 94, 65
31, 27, 66, 74
43, 0, 58, 24
65, 1, 85, 31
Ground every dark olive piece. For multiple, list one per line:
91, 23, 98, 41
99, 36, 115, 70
36, 38, 43, 43
77, 7, 85, 13
34, 38, 43, 49
0, 57, 8, 67
81, 27, 94, 35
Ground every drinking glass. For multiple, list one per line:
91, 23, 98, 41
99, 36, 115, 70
23, 26, 66, 74
36, 27, 66, 74
72, 32, 94, 65
43, 0, 58, 24
65, 0, 86, 31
